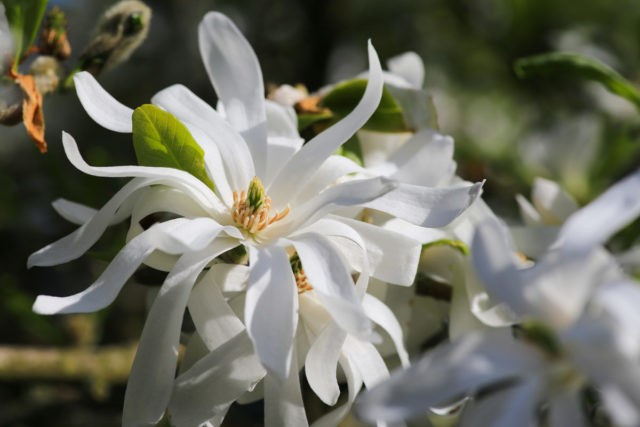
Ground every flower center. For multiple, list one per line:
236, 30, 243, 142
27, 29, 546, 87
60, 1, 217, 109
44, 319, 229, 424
291, 253, 313, 294
232, 177, 290, 234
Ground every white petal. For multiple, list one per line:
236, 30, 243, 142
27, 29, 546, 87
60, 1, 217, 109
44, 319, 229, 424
509, 225, 559, 258
199, 12, 268, 178
264, 348, 309, 427
297, 218, 372, 298
265, 99, 299, 139
34, 218, 230, 315
74, 71, 133, 132
168, 331, 266, 427
311, 355, 363, 427
358, 130, 411, 169
369, 130, 455, 187
122, 239, 238, 426
273, 176, 396, 237
292, 155, 364, 206
151, 84, 255, 192
531, 177, 578, 224
387, 52, 424, 88
330, 216, 421, 286
459, 378, 542, 427
365, 181, 483, 228
362, 293, 409, 367
356, 330, 542, 423
33, 224, 158, 314
51, 199, 98, 225
471, 217, 529, 316
304, 322, 346, 405
188, 267, 246, 350
292, 233, 372, 339
28, 178, 150, 267
60, 132, 224, 213
206, 263, 250, 293
264, 136, 303, 187
245, 245, 298, 382
515, 193, 542, 226
268, 41, 383, 207
342, 335, 389, 389
558, 168, 640, 254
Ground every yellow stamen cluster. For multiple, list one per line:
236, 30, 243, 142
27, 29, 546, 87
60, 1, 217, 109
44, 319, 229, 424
291, 253, 313, 294
232, 177, 290, 234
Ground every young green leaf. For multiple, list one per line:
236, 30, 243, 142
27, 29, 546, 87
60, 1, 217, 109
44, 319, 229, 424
514, 52, 640, 111
2, 0, 48, 67
322, 79, 409, 132
132, 104, 215, 190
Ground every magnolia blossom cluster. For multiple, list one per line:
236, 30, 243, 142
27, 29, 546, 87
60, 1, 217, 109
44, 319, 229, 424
29, 9, 640, 427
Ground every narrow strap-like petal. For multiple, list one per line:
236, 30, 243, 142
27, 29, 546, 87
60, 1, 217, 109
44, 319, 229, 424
365, 181, 483, 228
291, 155, 363, 206
558, 168, 640, 254
33, 218, 230, 314
271, 176, 396, 238
458, 378, 542, 427
292, 232, 372, 340
328, 216, 421, 286
471, 217, 528, 316
304, 322, 346, 405
168, 331, 266, 427
387, 52, 425, 89
368, 130, 455, 187
264, 348, 309, 427
268, 41, 384, 207
28, 178, 151, 267
74, 71, 133, 132
188, 267, 247, 350
51, 199, 98, 225
531, 177, 578, 224
61, 132, 225, 215
199, 12, 268, 178
245, 245, 298, 382
122, 238, 239, 426
310, 355, 363, 427
362, 293, 410, 367
356, 330, 542, 423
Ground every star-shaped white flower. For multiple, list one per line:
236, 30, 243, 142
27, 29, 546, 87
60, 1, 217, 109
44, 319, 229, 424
30, 11, 425, 426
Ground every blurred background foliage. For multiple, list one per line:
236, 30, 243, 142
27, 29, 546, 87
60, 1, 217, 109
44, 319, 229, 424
1, 0, 640, 425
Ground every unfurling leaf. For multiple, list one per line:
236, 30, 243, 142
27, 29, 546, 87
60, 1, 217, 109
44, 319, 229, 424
132, 104, 215, 190
2, 0, 48, 67
13, 71, 46, 153
322, 79, 409, 132
514, 52, 640, 111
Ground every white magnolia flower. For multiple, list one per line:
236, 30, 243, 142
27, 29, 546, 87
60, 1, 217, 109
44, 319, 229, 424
357, 169, 640, 426
29, 11, 432, 426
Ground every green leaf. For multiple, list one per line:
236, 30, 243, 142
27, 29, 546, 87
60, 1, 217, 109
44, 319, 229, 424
297, 111, 334, 132
321, 79, 409, 132
514, 52, 640, 111
2, 0, 48, 66
132, 104, 215, 190
335, 134, 364, 166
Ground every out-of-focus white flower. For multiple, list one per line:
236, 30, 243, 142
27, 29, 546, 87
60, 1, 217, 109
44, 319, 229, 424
358, 170, 640, 426
28, 11, 434, 427
509, 176, 579, 257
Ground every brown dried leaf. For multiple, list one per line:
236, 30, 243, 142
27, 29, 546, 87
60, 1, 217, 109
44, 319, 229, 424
14, 72, 46, 153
